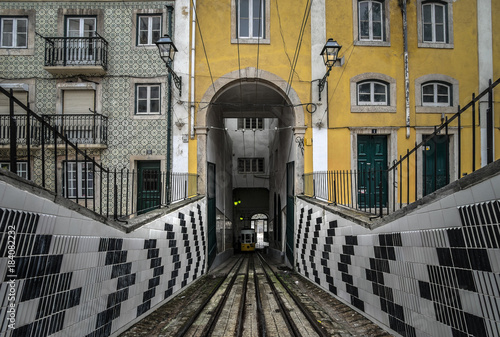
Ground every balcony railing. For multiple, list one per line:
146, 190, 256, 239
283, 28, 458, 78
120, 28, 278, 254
0, 115, 41, 146
0, 114, 108, 146
43, 114, 108, 146
43, 35, 108, 70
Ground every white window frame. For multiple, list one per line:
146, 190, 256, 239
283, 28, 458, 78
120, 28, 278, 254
238, 117, 263, 130
357, 81, 388, 106
421, 82, 451, 107
1, 17, 28, 48
350, 73, 396, 113
238, 0, 264, 39
415, 74, 458, 114
137, 15, 162, 46
0, 161, 28, 180
64, 161, 94, 199
352, 0, 390, 46
422, 3, 446, 43
238, 158, 264, 174
136, 84, 161, 115
417, 0, 454, 49
0, 10, 35, 56
358, 1, 384, 42
231, 0, 270, 44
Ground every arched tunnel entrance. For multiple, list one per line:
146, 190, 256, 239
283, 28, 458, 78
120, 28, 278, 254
195, 68, 305, 268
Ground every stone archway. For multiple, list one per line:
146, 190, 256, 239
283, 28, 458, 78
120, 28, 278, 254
194, 67, 306, 195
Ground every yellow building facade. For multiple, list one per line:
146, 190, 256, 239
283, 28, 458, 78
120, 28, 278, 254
188, 0, 498, 231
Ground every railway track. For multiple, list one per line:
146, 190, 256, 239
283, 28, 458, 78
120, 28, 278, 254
119, 253, 392, 337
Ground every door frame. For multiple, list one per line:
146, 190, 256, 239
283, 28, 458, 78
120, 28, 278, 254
136, 160, 162, 215
416, 128, 458, 199
129, 156, 166, 215
351, 128, 397, 211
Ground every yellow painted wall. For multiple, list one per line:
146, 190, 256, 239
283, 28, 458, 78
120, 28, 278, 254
191, 0, 314, 173
324, 0, 493, 177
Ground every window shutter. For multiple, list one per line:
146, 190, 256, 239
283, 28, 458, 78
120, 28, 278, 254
63, 90, 95, 114
0, 90, 28, 114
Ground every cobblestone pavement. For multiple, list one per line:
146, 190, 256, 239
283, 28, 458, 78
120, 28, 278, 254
119, 253, 394, 337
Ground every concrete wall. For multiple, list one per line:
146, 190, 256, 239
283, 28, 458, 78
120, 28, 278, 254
0, 173, 206, 337
295, 162, 500, 337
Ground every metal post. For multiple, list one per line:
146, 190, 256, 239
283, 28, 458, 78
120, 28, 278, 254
457, 106, 461, 179
487, 79, 493, 164
114, 168, 117, 219
399, 156, 402, 209
41, 122, 46, 187
406, 149, 409, 205
54, 125, 58, 195
26, 102, 31, 181
379, 170, 383, 217
414, 141, 418, 202
75, 143, 79, 204
9, 89, 17, 175
472, 95, 476, 172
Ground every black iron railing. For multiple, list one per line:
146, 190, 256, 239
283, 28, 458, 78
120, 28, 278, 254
304, 169, 388, 216
43, 35, 108, 69
43, 114, 108, 145
0, 87, 198, 221
0, 115, 42, 145
305, 78, 500, 218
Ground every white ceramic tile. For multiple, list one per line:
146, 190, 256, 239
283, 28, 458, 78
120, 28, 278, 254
471, 179, 497, 203
0, 185, 27, 211
454, 188, 475, 207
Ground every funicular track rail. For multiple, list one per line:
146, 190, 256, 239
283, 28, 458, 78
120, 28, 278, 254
120, 253, 393, 337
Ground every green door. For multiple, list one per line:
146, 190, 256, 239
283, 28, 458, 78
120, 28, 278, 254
285, 162, 295, 267
423, 135, 449, 196
357, 135, 388, 208
137, 161, 161, 215
207, 162, 217, 269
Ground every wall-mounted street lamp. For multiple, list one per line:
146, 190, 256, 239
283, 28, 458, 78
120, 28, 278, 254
318, 38, 342, 101
155, 34, 182, 96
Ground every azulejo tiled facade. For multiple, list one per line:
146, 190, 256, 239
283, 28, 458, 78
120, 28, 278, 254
0, 1, 176, 169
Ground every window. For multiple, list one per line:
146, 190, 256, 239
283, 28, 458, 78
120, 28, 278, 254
238, 0, 264, 39
422, 82, 451, 106
415, 75, 458, 113
231, 0, 270, 44
238, 118, 263, 130
64, 161, 94, 198
357, 81, 388, 105
1, 17, 27, 48
0, 10, 34, 55
417, 0, 453, 48
350, 73, 396, 113
358, 1, 384, 41
0, 162, 28, 180
422, 3, 446, 43
136, 84, 160, 114
137, 15, 161, 46
238, 158, 264, 173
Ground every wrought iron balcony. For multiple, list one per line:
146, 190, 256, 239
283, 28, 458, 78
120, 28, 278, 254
0, 114, 108, 146
0, 115, 41, 146
43, 114, 108, 146
43, 35, 108, 74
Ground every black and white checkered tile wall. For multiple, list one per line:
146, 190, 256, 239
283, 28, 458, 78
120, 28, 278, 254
0, 183, 206, 337
297, 190, 500, 337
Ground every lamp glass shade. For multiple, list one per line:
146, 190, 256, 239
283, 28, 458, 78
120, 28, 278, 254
320, 38, 342, 68
155, 35, 178, 63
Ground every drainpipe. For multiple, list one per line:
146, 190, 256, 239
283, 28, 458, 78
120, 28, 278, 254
400, 0, 410, 139
167, 5, 174, 203
190, 0, 196, 139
